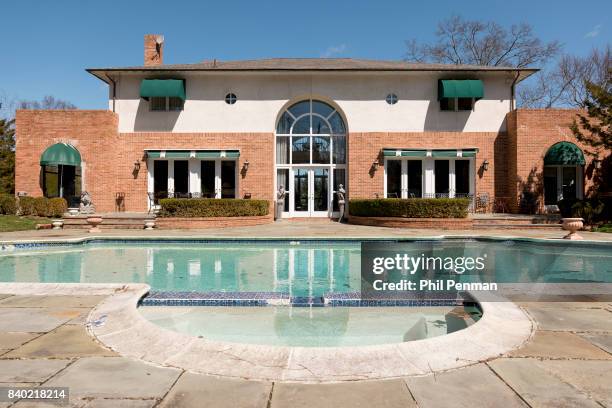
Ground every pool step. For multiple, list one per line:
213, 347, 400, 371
62, 213, 153, 229
472, 214, 562, 230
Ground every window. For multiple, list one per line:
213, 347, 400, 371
386, 93, 398, 105
150, 97, 184, 111
407, 160, 422, 198
440, 97, 474, 111
225, 93, 237, 105
434, 160, 450, 196
455, 160, 470, 195
42, 164, 81, 206
386, 160, 401, 198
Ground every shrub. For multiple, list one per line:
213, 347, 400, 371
558, 198, 604, 225
349, 198, 470, 218
48, 198, 68, 218
159, 198, 269, 217
0, 194, 17, 215
18, 196, 36, 216
33, 197, 50, 217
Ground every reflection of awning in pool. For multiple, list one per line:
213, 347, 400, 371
382, 148, 478, 158
145, 150, 240, 159
40, 143, 81, 166
544, 142, 585, 165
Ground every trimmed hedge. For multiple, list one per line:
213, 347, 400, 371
349, 198, 470, 218
159, 198, 269, 217
17, 196, 67, 217
18, 196, 36, 216
558, 198, 605, 225
0, 194, 17, 215
48, 198, 68, 218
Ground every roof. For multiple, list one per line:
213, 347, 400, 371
87, 58, 538, 83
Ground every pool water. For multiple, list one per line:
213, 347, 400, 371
139, 304, 483, 346
1, 240, 610, 298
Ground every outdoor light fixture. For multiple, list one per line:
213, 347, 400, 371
372, 161, 379, 170
133, 160, 141, 172
482, 159, 490, 171
242, 160, 250, 172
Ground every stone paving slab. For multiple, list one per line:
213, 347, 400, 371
509, 331, 612, 359
5, 325, 116, 359
80, 399, 158, 408
158, 372, 272, 408
271, 379, 416, 408
579, 333, 612, 354
0, 309, 72, 333
404, 364, 527, 408
0, 383, 41, 408
45, 357, 181, 400
0, 296, 105, 309
524, 306, 612, 332
537, 360, 612, 407
0, 359, 71, 382
0, 295, 12, 301
488, 358, 601, 407
0, 333, 40, 353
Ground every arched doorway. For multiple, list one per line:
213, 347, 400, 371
40, 143, 82, 207
543, 142, 585, 206
275, 99, 346, 218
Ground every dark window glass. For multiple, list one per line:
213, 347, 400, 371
313, 168, 328, 212
457, 97, 473, 111
288, 101, 310, 118
201, 161, 216, 198
386, 160, 401, 198
311, 116, 331, 134
562, 166, 577, 200
168, 97, 184, 111
43, 165, 59, 198
328, 112, 346, 134
440, 98, 455, 111
407, 160, 422, 198
435, 160, 450, 195
386, 93, 398, 105
150, 97, 166, 111
225, 93, 237, 105
544, 166, 558, 205
455, 160, 470, 195
221, 161, 236, 198
312, 101, 334, 118
292, 136, 310, 164
173, 160, 189, 196
312, 136, 330, 163
293, 168, 309, 212
276, 112, 294, 134
292, 116, 310, 134
153, 161, 168, 202
332, 136, 346, 164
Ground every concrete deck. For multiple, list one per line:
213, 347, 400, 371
0, 288, 610, 407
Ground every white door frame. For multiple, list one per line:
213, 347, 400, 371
288, 166, 332, 217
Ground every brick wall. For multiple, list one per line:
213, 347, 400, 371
347, 132, 506, 200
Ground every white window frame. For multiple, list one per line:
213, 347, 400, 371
149, 96, 184, 112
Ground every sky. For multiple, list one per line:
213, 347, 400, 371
0, 0, 609, 113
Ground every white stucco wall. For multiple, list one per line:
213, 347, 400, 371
109, 71, 514, 133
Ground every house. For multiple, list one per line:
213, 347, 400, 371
14, 34, 600, 218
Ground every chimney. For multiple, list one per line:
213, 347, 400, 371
144, 34, 164, 66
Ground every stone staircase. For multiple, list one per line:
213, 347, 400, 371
62, 213, 153, 229
472, 214, 562, 230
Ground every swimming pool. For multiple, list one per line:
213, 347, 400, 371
1, 239, 610, 299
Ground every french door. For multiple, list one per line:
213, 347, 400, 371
291, 167, 329, 217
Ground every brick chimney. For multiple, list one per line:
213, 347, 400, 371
144, 34, 164, 66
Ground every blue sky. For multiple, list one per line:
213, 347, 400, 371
1, 0, 609, 112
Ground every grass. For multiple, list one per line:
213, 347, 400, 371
0, 215, 52, 232
593, 223, 612, 233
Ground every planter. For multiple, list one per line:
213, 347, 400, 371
86, 216, 103, 233
562, 218, 584, 240
67, 208, 79, 217
144, 219, 156, 230
51, 219, 64, 230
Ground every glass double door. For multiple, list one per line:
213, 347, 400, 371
292, 167, 329, 217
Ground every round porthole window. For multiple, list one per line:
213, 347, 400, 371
386, 93, 398, 105
225, 93, 237, 105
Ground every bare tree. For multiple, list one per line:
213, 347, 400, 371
518, 46, 611, 108
18, 95, 77, 110
405, 15, 561, 68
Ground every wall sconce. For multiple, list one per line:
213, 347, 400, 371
242, 160, 250, 172
593, 159, 602, 169
133, 160, 141, 172
482, 159, 490, 172
372, 161, 379, 170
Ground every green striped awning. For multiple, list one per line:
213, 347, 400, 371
145, 150, 240, 159
544, 142, 585, 165
140, 79, 186, 101
40, 143, 81, 166
383, 148, 478, 158
438, 79, 484, 100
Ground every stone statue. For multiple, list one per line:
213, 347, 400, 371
276, 186, 286, 221
337, 184, 346, 222
79, 191, 95, 214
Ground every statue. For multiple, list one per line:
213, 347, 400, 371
79, 191, 95, 214
276, 185, 286, 221
337, 184, 346, 222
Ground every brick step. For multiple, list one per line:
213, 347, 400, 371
62, 215, 152, 229
474, 223, 563, 230
472, 217, 560, 225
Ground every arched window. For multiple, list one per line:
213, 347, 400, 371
275, 100, 346, 165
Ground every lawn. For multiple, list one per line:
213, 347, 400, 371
0, 215, 52, 232
593, 223, 612, 233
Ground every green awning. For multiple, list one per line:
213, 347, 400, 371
145, 150, 240, 159
438, 80, 484, 100
40, 143, 81, 166
383, 148, 478, 158
544, 142, 585, 165
140, 79, 186, 101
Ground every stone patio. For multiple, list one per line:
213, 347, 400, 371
0, 292, 609, 407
